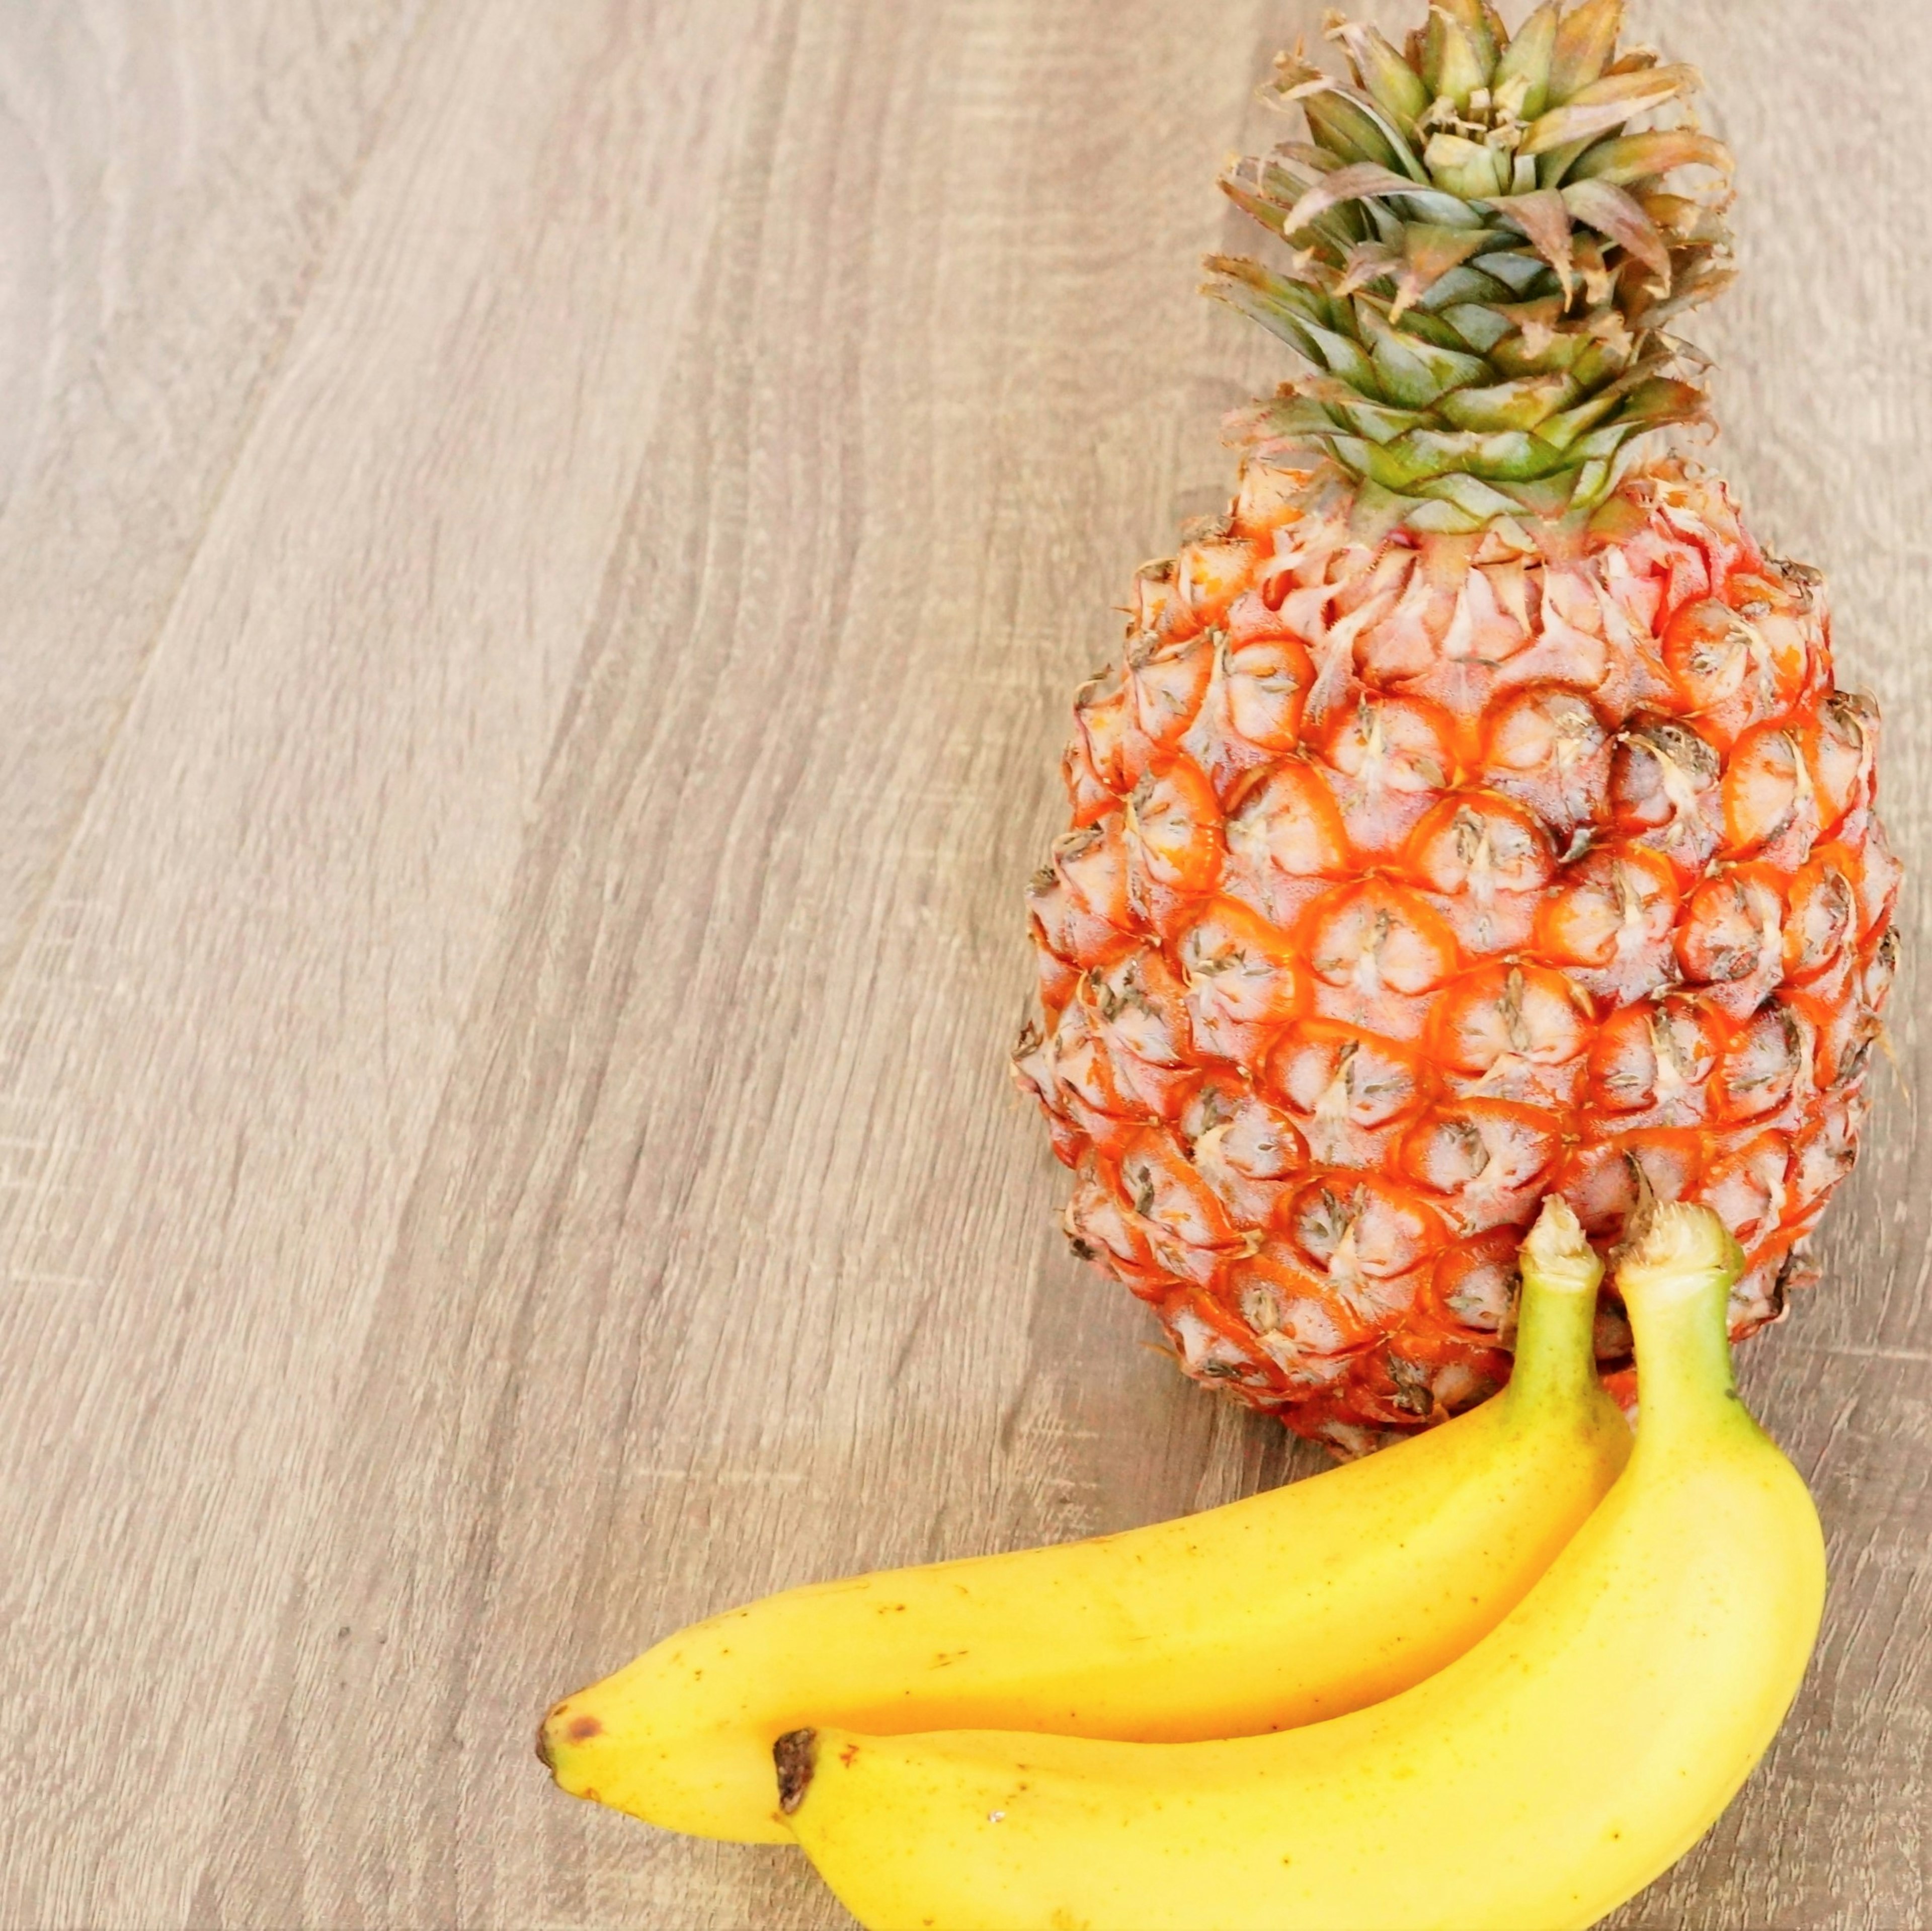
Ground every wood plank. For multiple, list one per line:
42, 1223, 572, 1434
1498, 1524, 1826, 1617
194, 0, 1311, 1920
0, 0, 769, 1920
0, 0, 1925, 1924
0, 0, 427, 979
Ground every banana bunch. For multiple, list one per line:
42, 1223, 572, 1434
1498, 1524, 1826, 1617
538, 1198, 1826, 1930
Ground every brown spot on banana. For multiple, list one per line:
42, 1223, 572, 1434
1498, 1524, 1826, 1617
774, 1728, 819, 1815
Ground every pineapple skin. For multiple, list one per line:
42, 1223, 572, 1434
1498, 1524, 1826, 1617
1016, 456, 1898, 1454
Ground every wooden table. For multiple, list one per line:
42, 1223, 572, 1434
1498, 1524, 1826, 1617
0, 1, 1923, 1924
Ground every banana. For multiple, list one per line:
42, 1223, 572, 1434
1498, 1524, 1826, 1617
540, 1199, 1627, 1844
782, 1203, 1827, 1931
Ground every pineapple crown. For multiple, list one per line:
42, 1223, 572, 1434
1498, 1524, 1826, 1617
1212, 0, 1734, 537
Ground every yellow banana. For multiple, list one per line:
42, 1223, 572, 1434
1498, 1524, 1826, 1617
540, 1199, 1627, 1844
783, 1203, 1827, 1931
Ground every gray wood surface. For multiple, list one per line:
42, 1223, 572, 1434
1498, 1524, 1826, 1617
0, 1, 1923, 1924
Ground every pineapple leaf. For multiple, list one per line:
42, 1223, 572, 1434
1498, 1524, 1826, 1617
1389, 300, 1495, 350
1603, 46, 1661, 79
1438, 371, 1580, 433
1568, 132, 1732, 189
1547, 0, 1625, 106
1304, 90, 1410, 173
1323, 13, 1431, 133
1534, 388, 1627, 453
1424, 7, 1494, 112
1471, 249, 1555, 295
1358, 301, 1491, 406
1413, 263, 1518, 312
1438, 301, 1516, 353
1271, 55, 1431, 182
1377, 425, 1546, 485
1404, 494, 1494, 533
1253, 391, 1351, 442
1638, 258, 1736, 328
1423, 132, 1511, 199
1293, 372, 1426, 443
1347, 478, 1426, 544
1306, 318, 1387, 392
1392, 224, 1494, 318
1437, 0, 1499, 72
1205, 259, 1326, 362
1492, 3, 1559, 121
1607, 374, 1708, 429
1562, 178, 1672, 288
1280, 161, 1482, 237
1491, 189, 1576, 303
1336, 240, 1404, 299
1411, 470, 1524, 520
1521, 66, 1699, 159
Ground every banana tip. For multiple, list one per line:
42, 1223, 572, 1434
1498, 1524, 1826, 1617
537, 1702, 604, 1782
775, 1727, 819, 1815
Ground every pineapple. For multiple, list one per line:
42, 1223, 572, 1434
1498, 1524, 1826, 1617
1014, 0, 1898, 1454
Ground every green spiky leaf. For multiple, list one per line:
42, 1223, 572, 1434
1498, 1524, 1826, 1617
1493, 3, 1559, 121
1210, 3, 1734, 530
1548, 0, 1625, 105
1324, 14, 1431, 132
1520, 66, 1700, 158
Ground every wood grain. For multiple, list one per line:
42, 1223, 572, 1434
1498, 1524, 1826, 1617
0, 1, 1923, 1926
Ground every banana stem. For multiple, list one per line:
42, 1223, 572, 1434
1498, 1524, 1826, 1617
1505, 1194, 1605, 1416
1614, 1203, 1752, 1454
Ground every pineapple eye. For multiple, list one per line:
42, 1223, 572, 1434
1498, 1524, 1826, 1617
1660, 590, 1812, 750
1862, 927, 1901, 1009
1113, 1128, 1245, 1284
1238, 1279, 1289, 1335
1178, 899, 1305, 1065
1212, 634, 1313, 756
1792, 1103, 1862, 1213
1699, 1134, 1794, 1252
1586, 1001, 1716, 1118
1400, 1103, 1559, 1232
1434, 1236, 1519, 1334
1218, 1099, 1305, 1180
1308, 882, 1458, 1006
1783, 866, 1855, 980
1267, 1026, 1421, 1137
1534, 845, 1680, 1000
1407, 795, 1556, 900
1126, 630, 1216, 750
1228, 1240, 1376, 1364
1481, 687, 1611, 834
1287, 1178, 1435, 1284
1072, 667, 1139, 798
1612, 719, 1719, 831
1675, 870, 1785, 1010
1720, 1005, 1809, 1121
1721, 726, 1819, 862
1087, 945, 1192, 1070
1126, 758, 1225, 896
1166, 1304, 1263, 1384
1174, 536, 1259, 622
1064, 1168, 1157, 1277
1226, 764, 1349, 879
